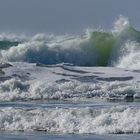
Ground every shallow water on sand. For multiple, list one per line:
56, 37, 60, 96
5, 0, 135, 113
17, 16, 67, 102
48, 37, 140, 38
0, 132, 140, 140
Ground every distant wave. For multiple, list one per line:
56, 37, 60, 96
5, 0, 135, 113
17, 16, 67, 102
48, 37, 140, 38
0, 16, 140, 68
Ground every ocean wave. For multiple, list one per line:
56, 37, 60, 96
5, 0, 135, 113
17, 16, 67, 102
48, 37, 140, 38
0, 77, 138, 102
0, 16, 140, 68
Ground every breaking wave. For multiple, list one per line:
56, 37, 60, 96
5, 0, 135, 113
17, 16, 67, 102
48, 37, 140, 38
0, 106, 140, 134
0, 77, 139, 102
0, 16, 140, 68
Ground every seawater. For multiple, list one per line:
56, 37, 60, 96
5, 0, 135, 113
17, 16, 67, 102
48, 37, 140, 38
0, 16, 140, 139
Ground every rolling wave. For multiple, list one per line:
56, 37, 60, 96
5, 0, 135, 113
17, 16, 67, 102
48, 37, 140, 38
0, 16, 140, 68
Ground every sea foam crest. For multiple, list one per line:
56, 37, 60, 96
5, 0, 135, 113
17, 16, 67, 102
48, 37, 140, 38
0, 77, 138, 101
112, 15, 130, 34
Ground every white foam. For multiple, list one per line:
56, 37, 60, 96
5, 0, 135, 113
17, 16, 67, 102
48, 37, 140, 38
112, 15, 130, 34
0, 62, 139, 101
0, 33, 98, 66
0, 41, 45, 62
115, 41, 140, 69
0, 106, 139, 134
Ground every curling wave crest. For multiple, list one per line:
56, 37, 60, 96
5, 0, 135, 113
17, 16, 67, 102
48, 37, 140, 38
0, 16, 140, 68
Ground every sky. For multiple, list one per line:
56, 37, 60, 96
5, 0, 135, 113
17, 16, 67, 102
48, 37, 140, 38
0, 0, 140, 35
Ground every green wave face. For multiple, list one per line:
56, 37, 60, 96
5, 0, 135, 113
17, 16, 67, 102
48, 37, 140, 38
88, 26, 140, 66
90, 32, 115, 66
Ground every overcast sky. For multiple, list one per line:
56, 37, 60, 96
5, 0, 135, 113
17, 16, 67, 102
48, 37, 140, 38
0, 0, 140, 34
